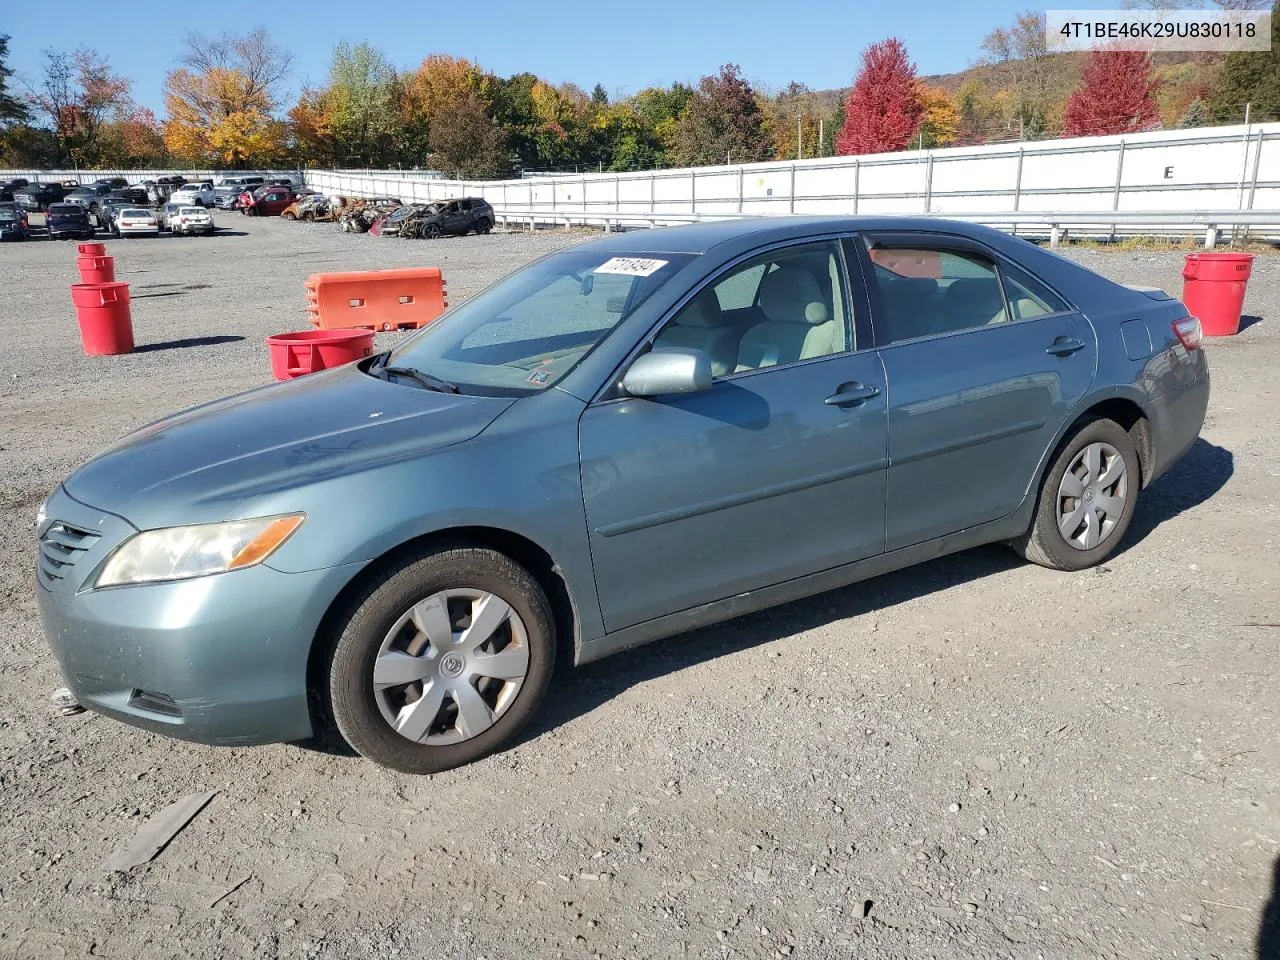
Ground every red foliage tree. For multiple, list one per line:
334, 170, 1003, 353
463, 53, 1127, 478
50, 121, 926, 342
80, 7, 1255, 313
835, 38, 923, 155
1063, 49, 1161, 137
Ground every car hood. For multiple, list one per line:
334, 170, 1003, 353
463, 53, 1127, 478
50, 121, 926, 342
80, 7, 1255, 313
63, 364, 516, 528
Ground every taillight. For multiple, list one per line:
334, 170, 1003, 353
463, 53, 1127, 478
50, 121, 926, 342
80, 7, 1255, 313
1173, 316, 1203, 350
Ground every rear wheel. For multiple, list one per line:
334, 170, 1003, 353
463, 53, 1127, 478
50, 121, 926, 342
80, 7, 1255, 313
328, 546, 556, 774
476, 217, 492, 235
1014, 418, 1140, 571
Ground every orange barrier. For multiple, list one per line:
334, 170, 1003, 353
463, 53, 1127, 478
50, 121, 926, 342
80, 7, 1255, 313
305, 268, 447, 332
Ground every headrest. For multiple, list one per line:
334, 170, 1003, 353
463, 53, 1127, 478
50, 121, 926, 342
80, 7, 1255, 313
676, 294, 722, 328
943, 278, 1003, 315
759, 267, 829, 325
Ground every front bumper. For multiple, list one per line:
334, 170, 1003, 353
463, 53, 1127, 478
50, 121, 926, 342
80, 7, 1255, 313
35, 485, 366, 746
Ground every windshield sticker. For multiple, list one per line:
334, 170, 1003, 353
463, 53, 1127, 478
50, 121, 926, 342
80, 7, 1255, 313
593, 257, 669, 277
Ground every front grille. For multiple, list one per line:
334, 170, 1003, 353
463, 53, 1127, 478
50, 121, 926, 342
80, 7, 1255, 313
38, 521, 101, 587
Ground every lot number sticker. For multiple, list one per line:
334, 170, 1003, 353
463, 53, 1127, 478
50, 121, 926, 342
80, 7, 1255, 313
593, 257, 669, 277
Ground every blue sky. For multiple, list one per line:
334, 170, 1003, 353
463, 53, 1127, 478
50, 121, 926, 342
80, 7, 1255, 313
3, 0, 1132, 113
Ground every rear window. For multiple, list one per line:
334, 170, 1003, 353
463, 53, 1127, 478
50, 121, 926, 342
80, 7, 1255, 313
0, 208, 18, 220
121, 209, 150, 217
179, 207, 206, 215
48, 204, 82, 215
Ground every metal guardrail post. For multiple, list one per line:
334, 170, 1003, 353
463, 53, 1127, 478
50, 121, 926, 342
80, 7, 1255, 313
789, 165, 796, 214
1013, 148, 1024, 211
1111, 140, 1126, 240
924, 154, 933, 214
737, 167, 744, 213
852, 160, 860, 214
691, 169, 697, 215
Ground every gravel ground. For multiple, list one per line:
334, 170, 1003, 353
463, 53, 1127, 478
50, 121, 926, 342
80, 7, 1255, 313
0, 217, 1277, 960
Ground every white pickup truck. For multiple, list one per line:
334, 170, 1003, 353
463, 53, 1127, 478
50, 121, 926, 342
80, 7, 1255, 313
169, 182, 216, 207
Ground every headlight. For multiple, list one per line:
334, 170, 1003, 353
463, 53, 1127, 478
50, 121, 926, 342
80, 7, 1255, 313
96, 514, 305, 587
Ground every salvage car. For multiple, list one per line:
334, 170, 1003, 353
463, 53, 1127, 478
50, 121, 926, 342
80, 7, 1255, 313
114, 208, 159, 237
62, 184, 113, 216
0, 177, 30, 201
157, 201, 184, 231
35, 217, 1210, 774
241, 185, 294, 216
399, 197, 495, 238
0, 204, 29, 240
45, 203, 96, 240
172, 182, 216, 207
14, 182, 69, 211
171, 205, 215, 236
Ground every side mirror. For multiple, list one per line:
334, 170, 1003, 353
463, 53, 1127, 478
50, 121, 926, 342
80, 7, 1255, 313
621, 348, 713, 397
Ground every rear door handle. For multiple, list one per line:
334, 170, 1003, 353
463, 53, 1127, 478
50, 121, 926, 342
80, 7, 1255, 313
824, 383, 882, 407
1046, 336, 1086, 357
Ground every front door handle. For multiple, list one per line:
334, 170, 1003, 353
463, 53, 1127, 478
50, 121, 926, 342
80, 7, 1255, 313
824, 382, 882, 407
1046, 336, 1086, 357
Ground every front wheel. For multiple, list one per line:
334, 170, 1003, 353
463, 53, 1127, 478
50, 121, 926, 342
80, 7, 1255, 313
328, 546, 556, 774
1014, 418, 1140, 571
425, 223, 442, 239
476, 217, 492, 234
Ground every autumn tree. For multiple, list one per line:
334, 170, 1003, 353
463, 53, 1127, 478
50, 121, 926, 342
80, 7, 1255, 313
954, 77, 997, 145
915, 84, 960, 147
427, 89, 509, 177
766, 82, 822, 160
1208, 6, 1279, 123
836, 39, 922, 155
163, 30, 292, 166
287, 88, 338, 165
28, 48, 132, 165
631, 83, 693, 165
980, 11, 1054, 135
1063, 49, 1161, 136
98, 107, 168, 166
669, 64, 771, 167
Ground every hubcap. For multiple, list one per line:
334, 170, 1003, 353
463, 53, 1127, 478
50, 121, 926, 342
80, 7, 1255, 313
373, 589, 530, 745
1057, 441, 1128, 551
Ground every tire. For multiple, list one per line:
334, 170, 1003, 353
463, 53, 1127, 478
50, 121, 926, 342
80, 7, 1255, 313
1014, 418, 1140, 571
282, 211, 296, 220
476, 217, 491, 235
328, 546, 556, 774
425, 223, 442, 239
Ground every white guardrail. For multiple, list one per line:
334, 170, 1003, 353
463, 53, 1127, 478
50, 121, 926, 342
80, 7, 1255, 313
302, 123, 1280, 246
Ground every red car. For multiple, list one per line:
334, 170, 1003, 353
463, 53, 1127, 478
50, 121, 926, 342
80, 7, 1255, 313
241, 186, 294, 217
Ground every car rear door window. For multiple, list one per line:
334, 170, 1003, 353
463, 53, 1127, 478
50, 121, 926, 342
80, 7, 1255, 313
999, 262, 1071, 320
865, 243, 1010, 344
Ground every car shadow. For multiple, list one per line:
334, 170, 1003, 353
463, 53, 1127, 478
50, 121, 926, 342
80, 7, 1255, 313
1260, 856, 1280, 959
294, 437, 1233, 763
520, 437, 1233, 746
133, 335, 245, 353
1117, 437, 1233, 554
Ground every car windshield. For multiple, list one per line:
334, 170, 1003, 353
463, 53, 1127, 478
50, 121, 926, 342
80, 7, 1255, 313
382, 249, 697, 396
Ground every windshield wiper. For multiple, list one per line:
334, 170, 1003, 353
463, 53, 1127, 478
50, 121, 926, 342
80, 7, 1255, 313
371, 354, 459, 394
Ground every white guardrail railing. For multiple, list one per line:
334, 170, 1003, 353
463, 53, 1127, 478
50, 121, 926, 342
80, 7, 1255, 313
478, 207, 1280, 249
303, 123, 1280, 246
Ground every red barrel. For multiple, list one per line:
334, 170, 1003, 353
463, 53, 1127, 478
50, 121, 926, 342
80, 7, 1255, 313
1181, 253, 1255, 337
70, 282, 134, 355
265, 329, 375, 380
76, 254, 115, 285
76, 241, 106, 257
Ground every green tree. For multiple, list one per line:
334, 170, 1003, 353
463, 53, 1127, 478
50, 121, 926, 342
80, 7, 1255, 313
591, 83, 609, 106
1178, 98, 1209, 127
1207, 4, 1280, 122
669, 64, 771, 166
0, 34, 29, 127
485, 72, 540, 170
328, 41, 398, 165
